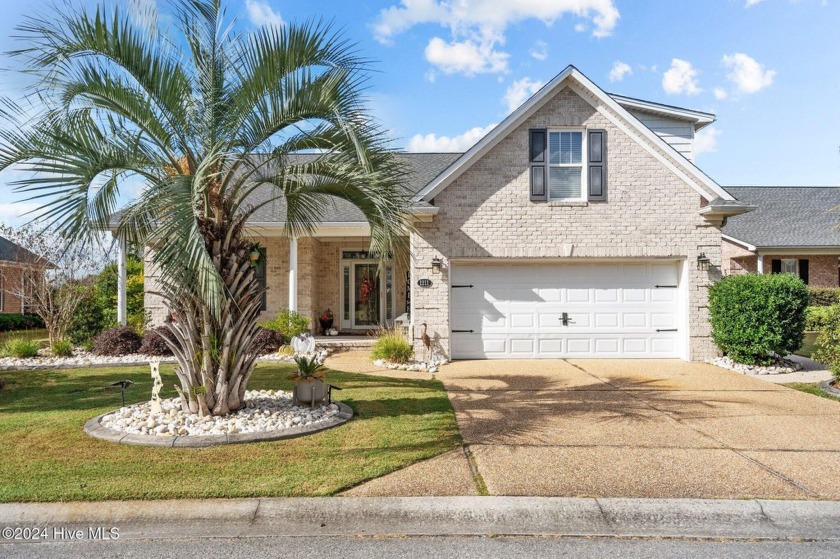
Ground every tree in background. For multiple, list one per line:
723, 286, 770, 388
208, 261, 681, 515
0, 223, 109, 345
0, 0, 407, 415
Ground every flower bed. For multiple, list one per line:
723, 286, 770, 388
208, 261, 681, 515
373, 357, 446, 373
711, 355, 803, 375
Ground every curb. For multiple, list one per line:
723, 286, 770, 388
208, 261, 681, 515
2, 497, 840, 541
820, 380, 840, 397
83, 402, 353, 447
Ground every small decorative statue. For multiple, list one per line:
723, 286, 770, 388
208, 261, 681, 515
149, 360, 163, 414
319, 308, 334, 335
291, 333, 316, 355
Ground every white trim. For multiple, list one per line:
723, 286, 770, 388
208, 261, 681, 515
678, 258, 690, 361
609, 94, 716, 129
288, 236, 298, 312
547, 128, 587, 201
722, 234, 757, 252
338, 248, 396, 330
757, 254, 764, 274
413, 65, 738, 204
117, 238, 127, 326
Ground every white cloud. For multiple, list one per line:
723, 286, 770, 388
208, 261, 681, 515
713, 87, 728, 100
407, 123, 497, 152
662, 58, 702, 95
503, 78, 544, 113
424, 37, 509, 76
745, 0, 768, 7
721, 53, 776, 94
373, 1, 620, 76
608, 61, 632, 82
245, 0, 283, 28
574, 23, 588, 32
694, 127, 721, 157
529, 40, 548, 61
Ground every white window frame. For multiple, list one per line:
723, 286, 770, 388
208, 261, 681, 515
547, 128, 587, 201
780, 259, 798, 275
338, 248, 396, 330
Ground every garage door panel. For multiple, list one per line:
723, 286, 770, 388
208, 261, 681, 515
450, 261, 683, 359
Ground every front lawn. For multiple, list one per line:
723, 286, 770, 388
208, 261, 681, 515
783, 382, 840, 401
0, 363, 460, 502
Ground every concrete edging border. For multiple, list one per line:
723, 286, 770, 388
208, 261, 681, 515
819, 379, 840, 397
83, 401, 353, 448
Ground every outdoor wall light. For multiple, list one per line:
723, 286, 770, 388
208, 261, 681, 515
697, 252, 710, 271
431, 256, 442, 272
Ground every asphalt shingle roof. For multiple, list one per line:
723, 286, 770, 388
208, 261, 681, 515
247, 152, 460, 223
722, 187, 840, 248
0, 235, 42, 264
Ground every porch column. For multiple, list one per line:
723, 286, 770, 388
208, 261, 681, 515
117, 237, 127, 326
288, 236, 298, 312
757, 253, 764, 275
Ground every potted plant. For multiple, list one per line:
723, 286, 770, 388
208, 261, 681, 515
249, 242, 264, 266
291, 355, 327, 404
319, 308, 334, 334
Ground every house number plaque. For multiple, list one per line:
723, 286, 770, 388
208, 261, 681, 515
417, 279, 433, 288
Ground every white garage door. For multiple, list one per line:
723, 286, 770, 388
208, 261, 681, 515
450, 261, 683, 359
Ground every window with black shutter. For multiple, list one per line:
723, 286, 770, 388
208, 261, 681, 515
587, 129, 607, 201
529, 129, 547, 201
255, 248, 267, 311
798, 259, 809, 284
771, 259, 782, 274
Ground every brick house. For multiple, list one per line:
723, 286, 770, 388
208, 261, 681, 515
0, 235, 43, 314
721, 187, 840, 287
137, 66, 754, 361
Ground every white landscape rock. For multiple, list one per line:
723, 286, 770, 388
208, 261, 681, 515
99, 390, 342, 437
711, 355, 803, 375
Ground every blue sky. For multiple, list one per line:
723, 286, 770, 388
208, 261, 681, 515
1, 0, 839, 224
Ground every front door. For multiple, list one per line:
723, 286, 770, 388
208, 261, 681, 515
340, 250, 395, 330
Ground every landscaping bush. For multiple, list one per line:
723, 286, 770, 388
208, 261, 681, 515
262, 309, 310, 340
253, 327, 284, 355
808, 287, 840, 307
813, 306, 840, 382
50, 339, 73, 357
1, 338, 40, 358
371, 328, 414, 364
708, 273, 810, 365
91, 326, 142, 356
138, 327, 175, 356
0, 313, 45, 332
805, 305, 836, 331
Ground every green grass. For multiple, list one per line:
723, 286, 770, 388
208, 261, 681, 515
782, 382, 840, 401
0, 329, 49, 347
794, 331, 819, 358
0, 363, 461, 503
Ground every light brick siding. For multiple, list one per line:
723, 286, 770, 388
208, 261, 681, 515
721, 239, 840, 287
411, 87, 723, 361
145, 235, 408, 333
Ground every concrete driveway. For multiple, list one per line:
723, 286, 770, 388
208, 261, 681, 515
433, 359, 840, 499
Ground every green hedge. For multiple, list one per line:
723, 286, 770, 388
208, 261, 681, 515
0, 313, 46, 332
709, 273, 810, 365
805, 305, 836, 331
808, 287, 840, 307
813, 306, 840, 381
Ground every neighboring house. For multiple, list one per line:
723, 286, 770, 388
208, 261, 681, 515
136, 65, 753, 361
0, 235, 43, 314
721, 187, 840, 287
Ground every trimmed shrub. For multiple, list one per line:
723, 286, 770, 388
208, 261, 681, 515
814, 306, 840, 382
50, 339, 73, 357
91, 326, 142, 356
805, 305, 836, 331
709, 273, 810, 365
808, 287, 840, 307
0, 313, 45, 332
138, 327, 175, 356
1, 338, 40, 358
372, 329, 414, 364
263, 309, 310, 340
253, 328, 284, 355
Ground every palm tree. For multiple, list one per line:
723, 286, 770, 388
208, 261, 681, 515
0, 0, 408, 416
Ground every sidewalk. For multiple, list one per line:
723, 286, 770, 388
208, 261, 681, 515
2, 497, 840, 541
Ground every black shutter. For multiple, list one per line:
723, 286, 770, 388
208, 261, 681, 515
770, 259, 781, 274
587, 129, 607, 201
799, 259, 809, 284
529, 129, 547, 201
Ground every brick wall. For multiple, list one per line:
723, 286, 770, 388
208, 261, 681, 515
0, 264, 25, 313
721, 240, 839, 287
721, 239, 757, 275
412, 86, 724, 361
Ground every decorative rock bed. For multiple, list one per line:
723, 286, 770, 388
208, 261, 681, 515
85, 389, 353, 447
373, 358, 446, 373
711, 355, 803, 375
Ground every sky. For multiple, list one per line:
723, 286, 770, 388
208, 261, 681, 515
0, 0, 839, 225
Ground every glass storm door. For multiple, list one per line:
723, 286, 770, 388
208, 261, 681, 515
353, 263, 380, 327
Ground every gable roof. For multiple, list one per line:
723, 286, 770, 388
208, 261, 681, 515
722, 186, 840, 249
412, 65, 744, 210
609, 93, 716, 130
0, 235, 42, 265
